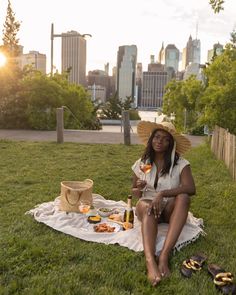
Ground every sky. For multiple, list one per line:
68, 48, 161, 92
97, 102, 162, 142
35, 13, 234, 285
0, 0, 235, 75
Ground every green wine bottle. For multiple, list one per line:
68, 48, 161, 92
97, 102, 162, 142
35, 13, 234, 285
123, 195, 134, 229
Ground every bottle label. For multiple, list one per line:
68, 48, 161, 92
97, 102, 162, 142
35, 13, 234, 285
123, 208, 134, 230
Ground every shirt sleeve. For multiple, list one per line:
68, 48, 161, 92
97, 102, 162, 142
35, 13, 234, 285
178, 157, 190, 174
131, 158, 142, 177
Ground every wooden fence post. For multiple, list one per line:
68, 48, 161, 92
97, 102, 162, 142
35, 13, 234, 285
212, 125, 236, 181
56, 107, 64, 143
122, 110, 130, 145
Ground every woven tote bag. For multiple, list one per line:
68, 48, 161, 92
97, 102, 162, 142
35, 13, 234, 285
59, 179, 93, 212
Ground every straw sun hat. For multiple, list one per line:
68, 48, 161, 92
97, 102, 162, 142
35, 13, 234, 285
137, 121, 191, 155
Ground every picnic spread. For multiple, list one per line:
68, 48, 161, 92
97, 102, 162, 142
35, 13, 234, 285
26, 193, 204, 255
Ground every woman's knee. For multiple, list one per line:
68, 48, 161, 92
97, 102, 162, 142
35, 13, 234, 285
136, 200, 150, 220
175, 194, 191, 207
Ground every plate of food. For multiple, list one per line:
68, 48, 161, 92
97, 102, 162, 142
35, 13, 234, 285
108, 213, 123, 222
97, 207, 114, 217
93, 222, 121, 233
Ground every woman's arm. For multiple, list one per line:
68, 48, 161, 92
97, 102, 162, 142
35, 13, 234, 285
148, 165, 196, 218
157, 165, 196, 199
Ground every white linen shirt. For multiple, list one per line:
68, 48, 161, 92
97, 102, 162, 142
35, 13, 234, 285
132, 157, 190, 200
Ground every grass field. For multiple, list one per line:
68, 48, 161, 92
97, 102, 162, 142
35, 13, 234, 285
0, 140, 235, 295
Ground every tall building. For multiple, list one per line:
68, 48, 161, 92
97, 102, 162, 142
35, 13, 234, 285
116, 45, 137, 102
159, 44, 179, 73
141, 63, 169, 109
207, 43, 224, 63
110, 67, 117, 98
104, 62, 109, 76
136, 62, 143, 107
18, 51, 46, 74
150, 55, 155, 64
61, 30, 87, 86
148, 62, 164, 72
87, 70, 111, 99
182, 35, 201, 70
183, 63, 204, 81
87, 85, 106, 103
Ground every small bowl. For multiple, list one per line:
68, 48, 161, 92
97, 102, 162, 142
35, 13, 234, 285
97, 207, 114, 217
87, 215, 101, 224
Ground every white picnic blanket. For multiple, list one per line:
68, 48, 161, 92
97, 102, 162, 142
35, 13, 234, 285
26, 194, 205, 255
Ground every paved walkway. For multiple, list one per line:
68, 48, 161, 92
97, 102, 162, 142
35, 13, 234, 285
0, 126, 206, 147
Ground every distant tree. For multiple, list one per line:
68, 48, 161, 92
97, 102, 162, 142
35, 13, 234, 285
163, 76, 204, 132
0, 0, 22, 107
101, 92, 123, 119
122, 96, 141, 120
1, 0, 21, 57
199, 42, 236, 134
230, 30, 236, 48
123, 96, 133, 110
0, 71, 101, 130
209, 0, 225, 13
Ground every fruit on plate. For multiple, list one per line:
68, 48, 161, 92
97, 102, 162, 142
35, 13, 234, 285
87, 215, 101, 224
123, 222, 133, 230
109, 214, 122, 222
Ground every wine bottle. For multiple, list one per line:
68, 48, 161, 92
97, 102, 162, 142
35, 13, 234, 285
123, 195, 134, 230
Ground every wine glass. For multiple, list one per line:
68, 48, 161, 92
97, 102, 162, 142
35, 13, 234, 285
78, 200, 91, 214
139, 159, 152, 192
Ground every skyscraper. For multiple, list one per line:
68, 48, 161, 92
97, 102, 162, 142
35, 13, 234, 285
159, 44, 179, 73
141, 62, 169, 109
18, 50, 46, 74
158, 42, 164, 63
87, 69, 111, 99
61, 31, 87, 86
116, 45, 137, 102
207, 43, 223, 63
136, 62, 143, 107
182, 35, 201, 70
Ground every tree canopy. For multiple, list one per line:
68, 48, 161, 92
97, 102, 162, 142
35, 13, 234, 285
163, 33, 236, 135
0, 67, 101, 130
0, 1, 100, 130
199, 42, 236, 134
1, 0, 21, 57
209, 0, 225, 13
163, 76, 204, 132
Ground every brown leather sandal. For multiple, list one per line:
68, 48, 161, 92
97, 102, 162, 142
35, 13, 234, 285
208, 264, 236, 294
180, 253, 207, 278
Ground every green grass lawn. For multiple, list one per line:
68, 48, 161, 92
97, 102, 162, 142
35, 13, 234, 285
0, 140, 235, 295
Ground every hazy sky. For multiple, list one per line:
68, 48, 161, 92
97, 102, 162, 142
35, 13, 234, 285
0, 0, 235, 74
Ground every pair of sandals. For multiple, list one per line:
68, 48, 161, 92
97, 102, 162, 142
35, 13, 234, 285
181, 253, 236, 294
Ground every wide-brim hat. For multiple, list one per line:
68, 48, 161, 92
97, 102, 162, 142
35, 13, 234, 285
137, 121, 191, 155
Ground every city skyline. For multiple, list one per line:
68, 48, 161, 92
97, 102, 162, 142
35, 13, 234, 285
0, 0, 235, 74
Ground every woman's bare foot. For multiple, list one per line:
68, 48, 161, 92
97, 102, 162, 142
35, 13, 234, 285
158, 253, 171, 278
146, 257, 162, 286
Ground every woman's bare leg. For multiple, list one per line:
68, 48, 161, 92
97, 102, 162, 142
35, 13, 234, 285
136, 200, 161, 286
158, 194, 190, 277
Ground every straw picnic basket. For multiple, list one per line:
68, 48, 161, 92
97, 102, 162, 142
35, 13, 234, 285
59, 179, 93, 212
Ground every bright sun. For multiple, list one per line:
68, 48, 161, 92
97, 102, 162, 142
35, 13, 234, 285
0, 52, 7, 67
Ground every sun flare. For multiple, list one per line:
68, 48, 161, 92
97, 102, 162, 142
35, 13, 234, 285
0, 52, 7, 67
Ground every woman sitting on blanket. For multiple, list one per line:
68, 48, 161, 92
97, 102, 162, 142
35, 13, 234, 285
132, 121, 195, 286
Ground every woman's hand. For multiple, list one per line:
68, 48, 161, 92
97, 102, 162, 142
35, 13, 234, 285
148, 191, 165, 219
132, 179, 147, 199
136, 179, 147, 191
132, 188, 142, 199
